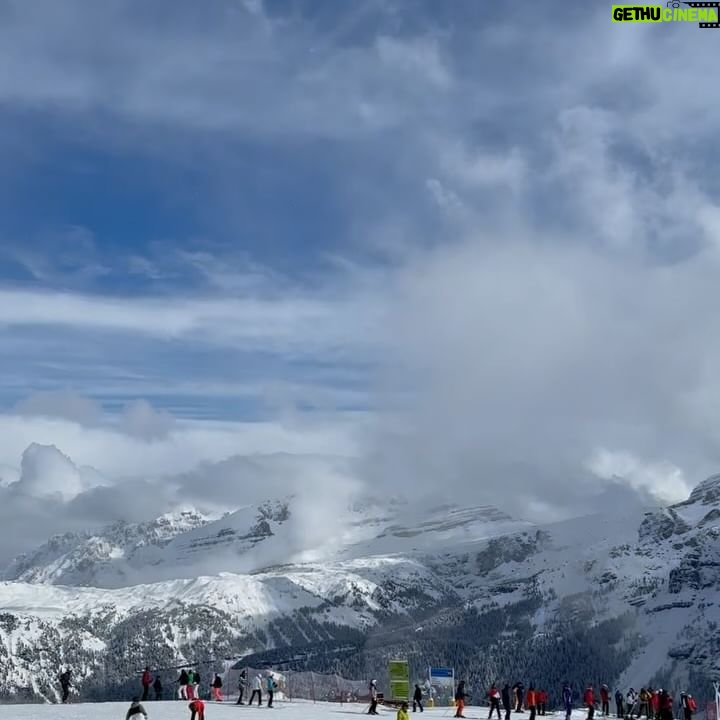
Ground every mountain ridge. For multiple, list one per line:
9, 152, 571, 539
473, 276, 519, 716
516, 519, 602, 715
0, 477, 718, 702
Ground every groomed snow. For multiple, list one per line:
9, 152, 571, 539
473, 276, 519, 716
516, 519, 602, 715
0, 700, 603, 720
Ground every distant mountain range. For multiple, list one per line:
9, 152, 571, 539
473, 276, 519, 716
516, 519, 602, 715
0, 456, 718, 705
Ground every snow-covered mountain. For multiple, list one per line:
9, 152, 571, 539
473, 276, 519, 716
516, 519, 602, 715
1, 478, 720, 702
1, 509, 217, 586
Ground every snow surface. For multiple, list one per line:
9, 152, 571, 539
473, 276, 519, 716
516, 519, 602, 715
0, 701, 614, 720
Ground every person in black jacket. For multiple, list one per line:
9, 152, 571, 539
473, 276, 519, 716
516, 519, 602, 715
414, 684, 424, 713
153, 676, 163, 701
59, 669, 72, 704
455, 681, 468, 719
368, 679, 379, 715
178, 669, 189, 700
237, 669, 247, 705
502, 685, 512, 720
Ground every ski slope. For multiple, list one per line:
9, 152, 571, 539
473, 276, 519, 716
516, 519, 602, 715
0, 701, 605, 720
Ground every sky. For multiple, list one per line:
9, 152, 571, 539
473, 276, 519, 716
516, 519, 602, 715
1, 0, 720, 560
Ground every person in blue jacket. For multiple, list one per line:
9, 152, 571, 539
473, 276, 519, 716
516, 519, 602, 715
563, 683, 573, 720
266, 673, 278, 708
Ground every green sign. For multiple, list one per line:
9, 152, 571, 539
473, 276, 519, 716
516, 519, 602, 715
389, 659, 409, 701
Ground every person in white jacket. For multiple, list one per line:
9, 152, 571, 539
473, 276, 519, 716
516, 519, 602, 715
249, 674, 263, 706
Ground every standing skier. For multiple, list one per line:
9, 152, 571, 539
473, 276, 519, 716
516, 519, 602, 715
538, 689, 548, 716
368, 679, 379, 715
59, 669, 72, 704
659, 690, 672, 720
414, 683, 424, 713
154, 675, 163, 701
526, 686, 537, 720
212, 674, 223, 702
488, 684, 502, 720
141, 667, 152, 702
186, 670, 196, 700
563, 683, 573, 720
516, 683, 526, 713
237, 669, 247, 705
178, 669, 189, 700
267, 673, 277, 708
615, 689, 624, 718
126, 697, 149, 719
627, 689, 638, 719
585, 685, 596, 720
193, 670, 201, 700
502, 684, 512, 720
455, 680, 468, 719
680, 693, 696, 720
600, 685, 610, 717
250, 673, 263, 706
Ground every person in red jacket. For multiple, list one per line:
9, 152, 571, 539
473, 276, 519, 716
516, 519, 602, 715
526, 686, 537, 720
584, 685, 595, 720
141, 667, 152, 702
651, 690, 660, 720
538, 690, 547, 717
189, 698, 206, 720
488, 684, 502, 720
600, 685, 610, 717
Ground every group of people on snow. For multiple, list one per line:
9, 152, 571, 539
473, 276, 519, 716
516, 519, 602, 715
235, 668, 279, 707
561, 683, 697, 720
366, 678, 699, 720
140, 666, 164, 701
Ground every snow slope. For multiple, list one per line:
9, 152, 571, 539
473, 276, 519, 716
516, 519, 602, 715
0, 700, 630, 720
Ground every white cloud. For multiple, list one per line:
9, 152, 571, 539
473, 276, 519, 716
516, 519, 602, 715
119, 399, 175, 441
12, 443, 98, 502
13, 390, 101, 426
585, 448, 690, 505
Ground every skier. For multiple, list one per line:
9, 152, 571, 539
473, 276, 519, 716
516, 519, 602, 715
250, 673, 263, 706
615, 689, 624, 718
193, 670, 201, 700
141, 666, 152, 702
585, 685, 596, 720
601, 685, 610, 717
455, 680, 468, 719
178, 669, 189, 700
680, 693, 696, 720
515, 683, 526, 713
488, 684, 502, 720
236, 669, 247, 705
189, 698, 206, 720
368, 679, 378, 715
59, 668, 72, 704
652, 690, 661, 720
563, 683, 573, 720
414, 683, 424, 713
212, 674, 223, 702
538, 689, 548, 716
627, 689, 638, 719
659, 690, 673, 720
126, 697, 149, 719
267, 672, 277, 708
526, 686, 537, 720
502, 684, 512, 720
187, 670, 196, 701
154, 675, 163, 701
398, 701, 410, 720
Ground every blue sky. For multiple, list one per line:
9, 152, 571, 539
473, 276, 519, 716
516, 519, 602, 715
1, 0, 720, 543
